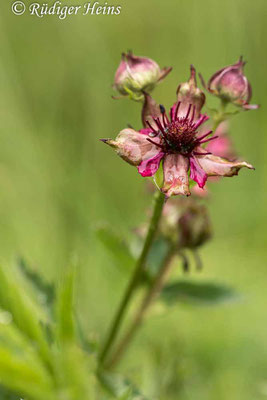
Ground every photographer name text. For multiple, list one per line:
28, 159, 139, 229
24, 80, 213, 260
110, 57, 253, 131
11, 1, 122, 18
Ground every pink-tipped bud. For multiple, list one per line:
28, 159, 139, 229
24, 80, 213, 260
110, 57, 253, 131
176, 65, 206, 118
207, 57, 258, 110
113, 51, 172, 99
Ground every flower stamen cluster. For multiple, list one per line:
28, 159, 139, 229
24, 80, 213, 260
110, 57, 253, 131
146, 103, 216, 158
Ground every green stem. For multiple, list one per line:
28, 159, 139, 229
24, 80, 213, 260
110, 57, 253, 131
106, 244, 176, 369
213, 98, 228, 131
98, 190, 165, 367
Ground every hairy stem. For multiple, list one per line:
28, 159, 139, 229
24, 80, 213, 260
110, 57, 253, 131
106, 244, 176, 369
99, 190, 165, 367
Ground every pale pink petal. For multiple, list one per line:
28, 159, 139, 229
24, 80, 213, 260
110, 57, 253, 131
162, 154, 190, 197
192, 184, 209, 197
196, 154, 254, 177
207, 135, 231, 158
170, 102, 196, 121
138, 152, 164, 177
190, 156, 208, 188
102, 128, 162, 168
243, 103, 259, 110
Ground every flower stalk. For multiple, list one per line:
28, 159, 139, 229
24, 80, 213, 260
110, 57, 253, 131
98, 190, 165, 367
106, 243, 176, 369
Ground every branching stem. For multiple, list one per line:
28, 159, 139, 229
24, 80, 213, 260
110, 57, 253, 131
98, 190, 165, 367
107, 243, 176, 369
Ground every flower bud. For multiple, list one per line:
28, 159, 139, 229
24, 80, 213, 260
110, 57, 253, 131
177, 202, 212, 249
159, 199, 212, 250
113, 51, 172, 100
176, 65, 206, 118
207, 57, 258, 110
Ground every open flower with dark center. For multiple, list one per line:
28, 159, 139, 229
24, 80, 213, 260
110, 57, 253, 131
101, 102, 254, 198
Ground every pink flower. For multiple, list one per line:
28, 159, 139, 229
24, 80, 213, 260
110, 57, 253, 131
206, 121, 235, 159
113, 51, 172, 99
101, 103, 254, 198
204, 57, 258, 110
192, 122, 235, 197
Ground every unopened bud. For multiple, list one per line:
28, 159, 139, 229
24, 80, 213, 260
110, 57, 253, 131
207, 57, 258, 110
113, 51, 172, 100
178, 203, 212, 249
176, 65, 206, 118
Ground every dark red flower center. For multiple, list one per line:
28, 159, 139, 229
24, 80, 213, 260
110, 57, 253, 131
146, 103, 216, 157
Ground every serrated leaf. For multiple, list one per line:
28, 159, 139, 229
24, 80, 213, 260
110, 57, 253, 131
98, 372, 150, 400
0, 266, 52, 367
161, 280, 238, 306
0, 323, 54, 400
17, 258, 55, 307
96, 226, 135, 274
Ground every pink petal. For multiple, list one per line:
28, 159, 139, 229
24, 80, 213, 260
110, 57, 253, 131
138, 152, 164, 177
196, 154, 254, 177
103, 128, 162, 169
139, 128, 152, 135
190, 156, 208, 189
162, 154, 190, 197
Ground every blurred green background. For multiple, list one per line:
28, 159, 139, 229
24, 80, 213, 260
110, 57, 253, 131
0, 0, 266, 399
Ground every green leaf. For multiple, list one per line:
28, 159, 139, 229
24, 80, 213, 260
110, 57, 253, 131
54, 269, 96, 400
0, 265, 52, 367
145, 238, 170, 281
54, 269, 97, 399
96, 226, 135, 274
75, 313, 99, 355
0, 322, 54, 400
98, 372, 150, 400
0, 385, 20, 400
53, 342, 96, 400
56, 268, 76, 343
161, 280, 239, 306
17, 258, 55, 307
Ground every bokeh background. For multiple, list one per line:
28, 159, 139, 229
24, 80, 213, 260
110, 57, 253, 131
0, 0, 266, 399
